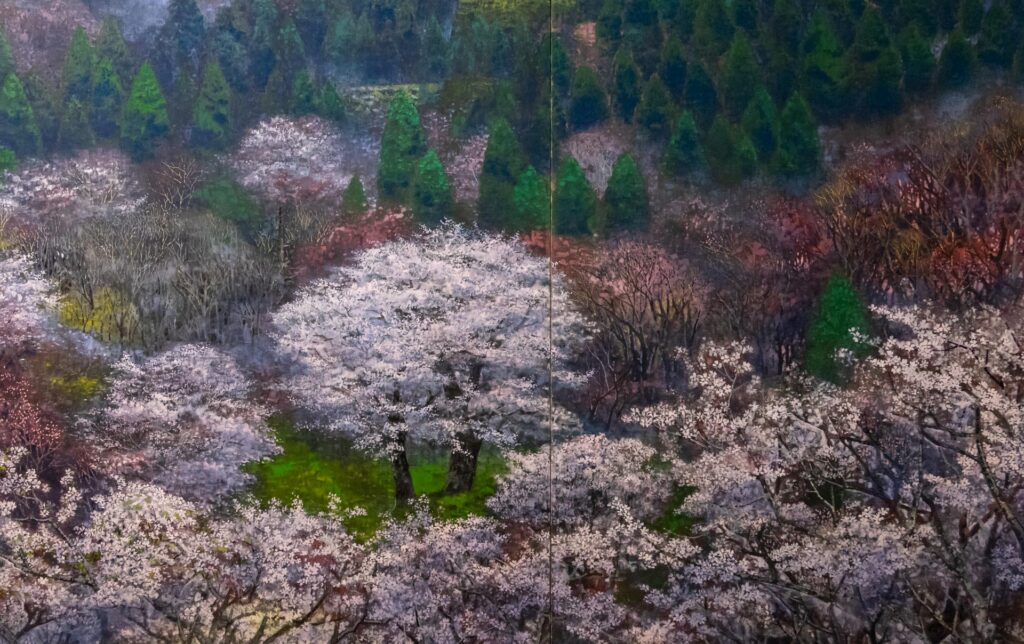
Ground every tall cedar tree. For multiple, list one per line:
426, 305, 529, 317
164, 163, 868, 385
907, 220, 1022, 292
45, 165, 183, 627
622, 0, 662, 75
120, 63, 170, 160
721, 31, 761, 119
512, 166, 550, 232
96, 17, 133, 85
705, 116, 756, 185
263, 19, 304, 114
569, 66, 609, 130
978, 0, 1017, 67
192, 61, 232, 149
319, 83, 346, 123
249, 0, 278, 89
21, 73, 57, 151
612, 47, 641, 122
91, 58, 124, 139
156, 0, 205, 83
900, 25, 935, 92
770, 0, 803, 54
775, 92, 820, 178
63, 27, 95, 104
636, 74, 673, 136
847, 8, 903, 116
290, 70, 318, 115
0, 74, 42, 157
554, 157, 597, 236
659, 36, 687, 101
801, 11, 849, 122
412, 150, 455, 225
664, 110, 705, 175
693, 0, 735, 58
58, 98, 95, 150
377, 91, 426, 205
741, 87, 780, 161
805, 274, 871, 383
938, 27, 977, 87
341, 175, 369, 217
478, 118, 527, 230
603, 153, 650, 233
684, 62, 718, 129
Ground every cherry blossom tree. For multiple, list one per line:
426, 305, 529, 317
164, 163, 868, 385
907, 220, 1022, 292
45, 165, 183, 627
271, 223, 588, 502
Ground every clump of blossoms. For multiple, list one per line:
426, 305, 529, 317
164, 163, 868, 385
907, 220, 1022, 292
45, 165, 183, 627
0, 253, 58, 348
81, 344, 278, 502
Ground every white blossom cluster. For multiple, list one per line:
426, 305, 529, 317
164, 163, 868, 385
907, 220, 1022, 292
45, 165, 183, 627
0, 253, 58, 347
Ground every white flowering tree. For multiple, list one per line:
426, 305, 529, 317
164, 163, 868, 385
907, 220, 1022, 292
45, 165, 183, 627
0, 253, 58, 350
629, 304, 1024, 641
271, 224, 588, 501
84, 344, 278, 502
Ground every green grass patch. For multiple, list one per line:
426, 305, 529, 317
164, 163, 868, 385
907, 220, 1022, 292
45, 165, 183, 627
245, 416, 506, 541
195, 177, 262, 230
648, 485, 697, 537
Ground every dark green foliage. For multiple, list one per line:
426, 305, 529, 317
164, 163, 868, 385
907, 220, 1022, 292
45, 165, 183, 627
767, 47, 800, 104
732, 0, 759, 33
249, 0, 278, 89
58, 98, 94, 150
683, 62, 717, 129
157, 0, 206, 82
770, 0, 803, 54
192, 61, 232, 149
847, 8, 903, 116
613, 47, 641, 122
896, 0, 938, 35
597, 0, 623, 46
659, 36, 687, 101
296, 0, 327, 55
636, 74, 674, 136
422, 17, 450, 80
1014, 42, 1024, 81
63, 27, 94, 103
693, 0, 735, 57
569, 66, 609, 130
741, 87, 779, 161
319, 83, 346, 123
775, 92, 820, 178
554, 157, 597, 236
263, 20, 305, 112
290, 70, 318, 116
721, 32, 761, 119
0, 32, 13, 83
0, 147, 15, 178
0, 74, 41, 157
120, 63, 170, 160
478, 118, 527, 229
899, 25, 936, 92
91, 58, 124, 139
21, 73, 58, 152
377, 91, 426, 205
959, 0, 984, 34
214, 30, 250, 92
603, 153, 649, 232
412, 150, 455, 225
664, 110, 704, 175
805, 275, 871, 383
802, 11, 849, 121
341, 175, 369, 217
196, 177, 261, 228
978, 0, 1018, 67
547, 33, 572, 97
704, 116, 756, 185
938, 27, 977, 87
512, 166, 550, 232
96, 17, 133, 85
622, 0, 663, 74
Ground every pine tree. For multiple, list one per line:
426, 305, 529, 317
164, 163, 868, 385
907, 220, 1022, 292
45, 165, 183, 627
597, 0, 623, 47
412, 150, 455, 225
554, 157, 597, 236
263, 19, 305, 113
636, 74, 673, 136
569, 66, 609, 130
96, 17, 133, 86
705, 116, 755, 185
659, 36, 688, 101
290, 70, 318, 115
512, 166, 550, 232
959, 0, 984, 34
847, 7, 903, 116
801, 11, 849, 121
214, 30, 250, 92
58, 98, 94, 150
664, 110, 705, 176
683, 62, 718, 130
612, 47, 641, 122
938, 27, 977, 87
0, 74, 41, 157
0, 147, 15, 178
120, 63, 169, 160
319, 82, 346, 123
805, 274, 871, 383
775, 92, 820, 178
721, 31, 761, 118
0, 30, 15, 83
603, 153, 649, 232
21, 73, 57, 152
422, 16, 449, 80
978, 0, 1017, 67
693, 0, 735, 57
341, 175, 369, 216
377, 90, 426, 205
91, 58, 124, 139
478, 118, 527, 229
899, 25, 936, 92
770, 0, 803, 54
622, 0, 662, 75
63, 27, 95, 104
249, 0, 278, 89
157, 0, 206, 81
192, 60, 232, 149
741, 87, 779, 161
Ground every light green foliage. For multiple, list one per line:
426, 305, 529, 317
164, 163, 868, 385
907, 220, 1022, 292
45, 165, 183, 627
512, 166, 550, 232
412, 149, 455, 225
195, 177, 261, 228
805, 274, 872, 383
120, 63, 169, 160
377, 90, 426, 205
192, 61, 232, 149
341, 175, 369, 217
0, 147, 15, 184
554, 157, 597, 236
0, 74, 41, 157
603, 153, 649, 233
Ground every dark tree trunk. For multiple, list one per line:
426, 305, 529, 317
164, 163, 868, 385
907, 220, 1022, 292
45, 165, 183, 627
390, 433, 415, 503
444, 431, 483, 494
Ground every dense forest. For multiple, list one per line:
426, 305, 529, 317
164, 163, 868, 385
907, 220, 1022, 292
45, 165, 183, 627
2, 0, 1024, 641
